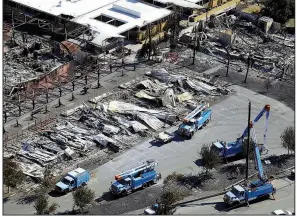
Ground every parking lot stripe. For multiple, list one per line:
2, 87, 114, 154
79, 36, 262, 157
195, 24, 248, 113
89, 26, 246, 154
141, 144, 168, 158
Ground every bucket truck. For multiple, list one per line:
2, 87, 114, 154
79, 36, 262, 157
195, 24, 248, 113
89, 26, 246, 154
212, 104, 270, 159
223, 121, 275, 206
110, 159, 161, 197
178, 103, 212, 138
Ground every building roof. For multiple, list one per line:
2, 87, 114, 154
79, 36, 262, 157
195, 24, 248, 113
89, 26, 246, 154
77, 0, 172, 46
11, 0, 172, 46
153, 0, 202, 8
11, 0, 119, 18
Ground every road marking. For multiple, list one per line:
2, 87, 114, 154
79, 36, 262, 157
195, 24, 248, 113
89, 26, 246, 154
216, 105, 237, 115
104, 163, 121, 173
141, 144, 167, 158
237, 92, 262, 103
231, 96, 263, 110
161, 144, 177, 153
112, 149, 146, 171
174, 142, 186, 148
213, 111, 233, 120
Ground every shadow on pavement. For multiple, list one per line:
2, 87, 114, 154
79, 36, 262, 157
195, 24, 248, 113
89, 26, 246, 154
17, 194, 37, 205
193, 159, 204, 167
172, 131, 188, 143
3, 197, 9, 203
149, 140, 164, 148
95, 191, 116, 203
48, 190, 66, 198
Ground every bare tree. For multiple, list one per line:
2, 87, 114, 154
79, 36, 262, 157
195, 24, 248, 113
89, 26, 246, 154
3, 159, 25, 193
156, 184, 187, 215
34, 194, 59, 215
72, 186, 95, 213
280, 126, 295, 154
199, 144, 221, 174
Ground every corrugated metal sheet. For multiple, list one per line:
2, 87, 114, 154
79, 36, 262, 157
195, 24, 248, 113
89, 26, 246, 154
60, 41, 80, 54
177, 92, 193, 102
130, 121, 148, 132
136, 112, 164, 131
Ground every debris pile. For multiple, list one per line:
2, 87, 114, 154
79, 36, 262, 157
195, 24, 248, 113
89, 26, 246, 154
4, 68, 231, 183
180, 13, 294, 81
3, 32, 67, 94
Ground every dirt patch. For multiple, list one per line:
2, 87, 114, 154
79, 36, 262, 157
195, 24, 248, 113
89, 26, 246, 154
89, 185, 163, 215
162, 154, 294, 192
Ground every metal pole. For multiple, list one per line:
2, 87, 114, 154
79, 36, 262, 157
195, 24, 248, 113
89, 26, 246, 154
97, 68, 101, 88
192, 26, 197, 65
148, 23, 152, 60
245, 100, 251, 184
244, 55, 250, 83
226, 47, 230, 77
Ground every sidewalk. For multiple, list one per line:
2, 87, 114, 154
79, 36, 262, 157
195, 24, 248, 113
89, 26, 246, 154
4, 65, 151, 136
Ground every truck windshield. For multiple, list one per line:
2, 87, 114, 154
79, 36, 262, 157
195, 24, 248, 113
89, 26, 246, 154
232, 188, 245, 196
211, 145, 220, 152
231, 188, 240, 195
117, 179, 127, 185
183, 122, 194, 126
62, 178, 70, 185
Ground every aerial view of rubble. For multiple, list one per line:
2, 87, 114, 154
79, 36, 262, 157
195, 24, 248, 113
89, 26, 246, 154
3, 0, 295, 215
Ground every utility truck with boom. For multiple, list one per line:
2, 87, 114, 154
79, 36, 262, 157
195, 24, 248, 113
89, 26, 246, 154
178, 103, 211, 138
55, 168, 90, 193
212, 104, 270, 159
223, 104, 275, 206
110, 159, 161, 197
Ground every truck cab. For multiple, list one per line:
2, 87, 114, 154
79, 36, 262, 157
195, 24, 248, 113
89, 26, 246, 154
178, 109, 211, 138
110, 177, 133, 196
56, 176, 76, 192
211, 140, 243, 158
178, 119, 196, 137
224, 181, 274, 206
223, 185, 246, 206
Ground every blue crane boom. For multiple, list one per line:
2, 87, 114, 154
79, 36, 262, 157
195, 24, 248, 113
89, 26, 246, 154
250, 123, 265, 181
238, 105, 270, 148
115, 159, 157, 180
223, 103, 274, 206
183, 103, 209, 122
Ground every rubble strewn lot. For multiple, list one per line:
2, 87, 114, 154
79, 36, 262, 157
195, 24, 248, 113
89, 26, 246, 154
5, 67, 231, 192
3, 6, 295, 215
3, 32, 66, 89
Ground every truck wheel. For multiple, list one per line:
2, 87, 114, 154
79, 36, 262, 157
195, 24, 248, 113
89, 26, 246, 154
120, 190, 127, 197
190, 132, 194, 139
142, 183, 148, 189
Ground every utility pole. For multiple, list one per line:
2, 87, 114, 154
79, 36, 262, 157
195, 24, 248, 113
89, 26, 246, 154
226, 46, 230, 77
97, 66, 101, 88
245, 100, 251, 185
148, 23, 152, 61
244, 54, 251, 83
192, 26, 198, 65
